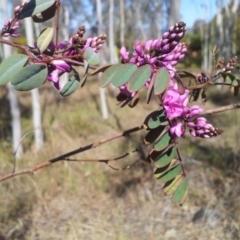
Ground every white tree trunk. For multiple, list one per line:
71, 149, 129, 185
24, 11, 44, 150
1, 0, 23, 158
96, 0, 109, 119
169, 0, 180, 27
119, 0, 125, 46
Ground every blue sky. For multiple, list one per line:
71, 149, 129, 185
180, 0, 225, 28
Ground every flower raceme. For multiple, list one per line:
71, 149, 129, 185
118, 22, 218, 139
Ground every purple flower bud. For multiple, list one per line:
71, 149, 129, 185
148, 57, 157, 64
145, 40, 153, 51
163, 32, 170, 39
151, 39, 161, 49
134, 43, 143, 56
170, 60, 178, 66
177, 32, 184, 39
162, 44, 170, 53
161, 39, 169, 46
163, 53, 175, 61
3, 33, 10, 37
120, 46, 129, 61
187, 122, 195, 128
11, 33, 20, 38
170, 33, 177, 40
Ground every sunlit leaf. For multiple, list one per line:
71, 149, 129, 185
11, 64, 47, 91
154, 131, 172, 151
154, 159, 178, 179
32, 2, 57, 22
171, 178, 188, 203
162, 174, 183, 196
37, 27, 54, 52
60, 74, 80, 97
83, 47, 99, 65
20, 0, 55, 19
159, 164, 182, 182
152, 146, 177, 168
98, 64, 121, 87
153, 68, 170, 95
127, 65, 151, 92
0, 54, 28, 85
112, 64, 137, 87
143, 109, 167, 129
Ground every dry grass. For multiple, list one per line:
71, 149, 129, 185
0, 75, 240, 240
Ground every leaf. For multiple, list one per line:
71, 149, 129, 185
159, 164, 182, 182
98, 64, 122, 87
153, 68, 170, 95
178, 70, 197, 80
227, 73, 236, 82
60, 74, 80, 97
174, 73, 185, 95
171, 178, 188, 204
112, 64, 137, 87
152, 146, 177, 168
32, 2, 57, 22
143, 110, 167, 129
154, 131, 172, 151
154, 159, 178, 179
20, 0, 55, 19
37, 27, 54, 52
11, 64, 47, 91
91, 64, 113, 75
83, 47, 99, 65
82, 60, 89, 87
127, 65, 151, 92
146, 74, 154, 104
143, 125, 166, 145
128, 92, 140, 108
0, 54, 28, 85
162, 174, 183, 196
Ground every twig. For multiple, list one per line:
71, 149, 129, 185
200, 102, 240, 116
0, 125, 144, 182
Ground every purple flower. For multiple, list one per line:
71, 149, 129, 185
170, 121, 185, 137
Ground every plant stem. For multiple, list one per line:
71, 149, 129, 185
0, 125, 144, 182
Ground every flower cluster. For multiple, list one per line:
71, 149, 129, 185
1, 19, 20, 38
36, 27, 106, 90
118, 22, 222, 140
119, 22, 187, 96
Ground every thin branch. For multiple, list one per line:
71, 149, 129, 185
0, 125, 144, 182
200, 102, 240, 116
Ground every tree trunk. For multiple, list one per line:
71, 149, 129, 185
96, 0, 109, 119
1, 0, 23, 158
24, 9, 44, 150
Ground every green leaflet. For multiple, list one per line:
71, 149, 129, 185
0, 54, 28, 85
